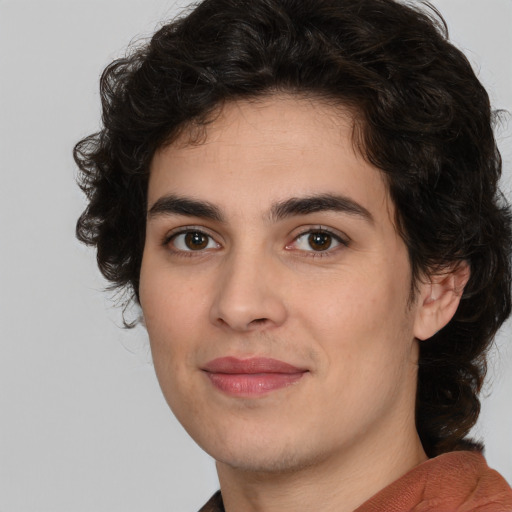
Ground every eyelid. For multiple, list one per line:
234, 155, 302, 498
163, 225, 222, 252
286, 226, 350, 253
161, 224, 349, 255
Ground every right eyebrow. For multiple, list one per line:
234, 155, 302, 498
269, 193, 374, 224
147, 194, 224, 222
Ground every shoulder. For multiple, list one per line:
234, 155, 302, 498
356, 451, 512, 512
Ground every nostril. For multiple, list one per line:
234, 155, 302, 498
250, 318, 268, 326
216, 317, 229, 327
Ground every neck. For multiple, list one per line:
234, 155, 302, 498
216, 422, 427, 512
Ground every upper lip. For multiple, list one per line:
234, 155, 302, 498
202, 357, 307, 374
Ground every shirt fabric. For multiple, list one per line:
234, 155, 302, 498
198, 451, 512, 512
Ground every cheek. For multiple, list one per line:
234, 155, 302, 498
298, 266, 406, 338
139, 268, 221, 439
140, 279, 199, 416
140, 262, 190, 374
140, 255, 207, 335
139, 257, 223, 401
299, 265, 415, 383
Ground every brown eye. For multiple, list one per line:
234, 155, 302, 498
290, 229, 347, 254
169, 230, 219, 252
308, 232, 332, 251
184, 231, 209, 250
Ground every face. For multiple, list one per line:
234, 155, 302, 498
140, 96, 427, 474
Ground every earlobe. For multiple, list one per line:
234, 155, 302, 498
413, 262, 470, 341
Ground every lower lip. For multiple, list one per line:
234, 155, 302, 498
205, 372, 305, 397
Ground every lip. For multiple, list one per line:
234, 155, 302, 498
202, 357, 308, 397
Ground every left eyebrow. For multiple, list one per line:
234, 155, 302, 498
269, 194, 374, 224
147, 194, 224, 222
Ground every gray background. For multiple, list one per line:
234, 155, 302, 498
0, 0, 510, 511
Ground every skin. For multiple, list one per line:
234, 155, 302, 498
139, 95, 464, 512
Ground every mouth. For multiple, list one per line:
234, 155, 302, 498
202, 357, 308, 397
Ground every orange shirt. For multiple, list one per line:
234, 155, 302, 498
355, 451, 512, 512
200, 451, 512, 512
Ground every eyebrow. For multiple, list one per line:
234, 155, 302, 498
147, 193, 373, 224
269, 194, 374, 223
148, 194, 224, 222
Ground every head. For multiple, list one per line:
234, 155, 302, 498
75, 0, 511, 460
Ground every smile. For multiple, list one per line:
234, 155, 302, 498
202, 357, 308, 397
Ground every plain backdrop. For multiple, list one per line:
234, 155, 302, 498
1, 1, 511, 511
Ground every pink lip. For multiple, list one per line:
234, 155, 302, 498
202, 357, 307, 397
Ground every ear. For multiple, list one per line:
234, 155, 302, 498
413, 262, 470, 341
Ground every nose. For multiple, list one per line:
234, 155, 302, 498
209, 249, 288, 332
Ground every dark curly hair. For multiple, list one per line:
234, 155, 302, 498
75, 0, 512, 458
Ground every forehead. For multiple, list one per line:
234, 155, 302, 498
148, 95, 393, 224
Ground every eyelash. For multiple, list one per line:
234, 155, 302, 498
163, 227, 220, 257
162, 226, 350, 257
288, 227, 350, 258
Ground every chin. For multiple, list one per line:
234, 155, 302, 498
218, 452, 317, 475
209, 436, 328, 475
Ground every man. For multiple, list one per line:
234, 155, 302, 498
75, 0, 512, 510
